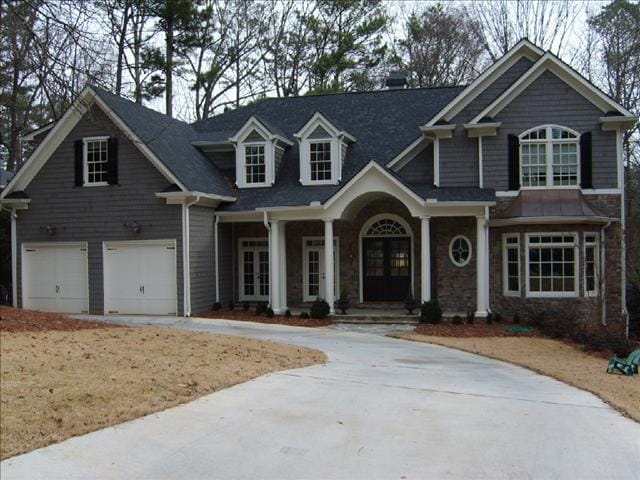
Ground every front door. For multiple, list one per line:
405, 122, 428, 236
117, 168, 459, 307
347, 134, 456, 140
239, 239, 270, 301
362, 237, 411, 301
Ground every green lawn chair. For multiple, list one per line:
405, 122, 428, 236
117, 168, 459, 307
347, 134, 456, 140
607, 349, 640, 376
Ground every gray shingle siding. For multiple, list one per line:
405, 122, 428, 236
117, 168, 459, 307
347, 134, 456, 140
397, 144, 434, 184
16, 107, 184, 314
483, 70, 618, 190
245, 130, 265, 142
308, 125, 331, 139
439, 58, 534, 187
189, 206, 215, 313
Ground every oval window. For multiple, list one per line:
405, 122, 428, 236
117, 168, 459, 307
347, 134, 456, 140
449, 235, 472, 267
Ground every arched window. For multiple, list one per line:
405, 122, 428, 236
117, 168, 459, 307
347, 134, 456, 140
519, 125, 580, 187
365, 218, 408, 236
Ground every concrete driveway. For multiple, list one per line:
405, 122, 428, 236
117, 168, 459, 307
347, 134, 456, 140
2, 317, 639, 480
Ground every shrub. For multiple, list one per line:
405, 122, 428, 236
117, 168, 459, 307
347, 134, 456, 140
451, 315, 463, 325
228, 300, 235, 311
242, 301, 250, 311
466, 309, 475, 325
493, 312, 502, 324
284, 309, 291, 318
300, 311, 310, 319
212, 302, 222, 311
310, 298, 330, 319
513, 313, 520, 324
266, 306, 275, 318
420, 300, 442, 324
255, 302, 267, 316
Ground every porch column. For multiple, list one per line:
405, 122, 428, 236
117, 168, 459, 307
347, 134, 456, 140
475, 215, 489, 317
420, 216, 431, 303
278, 221, 287, 311
269, 220, 281, 313
324, 218, 335, 314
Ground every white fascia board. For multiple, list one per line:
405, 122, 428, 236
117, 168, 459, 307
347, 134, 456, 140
322, 160, 427, 211
387, 136, 432, 170
21, 123, 55, 142
229, 116, 272, 143
419, 124, 456, 138
191, 140, 234, 151
470, 53, 635, 124
464, 122, 501, 137
490, 216, 616, 227
1, 88, 92, 198
294, 111, 355, 142
0, 198, 31, 210
425, 39, 544, 127
600, 116, 638, 131
155, 191, 236, 206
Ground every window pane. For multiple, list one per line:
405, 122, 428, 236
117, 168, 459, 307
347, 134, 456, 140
310, 142, 332, 181
521, 143, 547, 186
85, 139, 108, 184
245, 145, 265, 184
527, 237, 576, 294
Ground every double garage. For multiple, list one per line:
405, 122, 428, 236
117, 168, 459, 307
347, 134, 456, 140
21, 240, 178, 315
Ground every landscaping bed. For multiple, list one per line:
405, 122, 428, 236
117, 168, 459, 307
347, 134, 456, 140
415, 322, 540, 338
0, 308, 326, 459
196, 309, 332, 327
392, 331, 640, 422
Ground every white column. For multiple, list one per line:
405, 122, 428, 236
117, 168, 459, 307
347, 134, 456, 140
420, 216, 431, 303
475, 215, 489, 317
324, 219, 335, 314
278, 221, 287, 311
269, 220, 281, 313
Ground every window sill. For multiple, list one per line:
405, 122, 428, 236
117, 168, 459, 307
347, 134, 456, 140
302, 180, 337, 186
83, 182, 109, 187
525, 292, 579, 298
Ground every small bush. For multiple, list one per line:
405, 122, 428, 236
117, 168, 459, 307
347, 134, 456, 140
451, 315, 463, 325
513, 313, 520, 324
310, 298, 330, 319
212, 302, 222, 311
255, 302, 267, 316
486, 313, 493, 325
242, 301, 250, 311
420, 300, 442, 324
493, 312, 502, 324
466, 310, 475, 325
266, 307, 275, 318
300, 311, 310, 319
228, 300, 235, 311
284, 309, 291, 318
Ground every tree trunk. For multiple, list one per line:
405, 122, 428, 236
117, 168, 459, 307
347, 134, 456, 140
165, 18, 173, 117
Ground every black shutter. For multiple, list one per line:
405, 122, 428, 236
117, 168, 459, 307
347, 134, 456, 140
74, 139, 84, 186
507, 134, 520, 190
107, 137, 118, 185
580, 131, 593, 189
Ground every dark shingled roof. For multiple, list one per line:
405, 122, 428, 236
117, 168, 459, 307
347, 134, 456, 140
91, 86, 233, 196
92, 84, 497, 210
497, 190, 607, 219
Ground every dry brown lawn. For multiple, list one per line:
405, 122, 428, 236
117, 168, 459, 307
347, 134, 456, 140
393, 333, 640, 423
1, 324, 326, 460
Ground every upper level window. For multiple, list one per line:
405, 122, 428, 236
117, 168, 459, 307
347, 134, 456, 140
244, 144, 266, 184
84, 137, 108, 186
520, 126, 579, 188
310, 141, 332, 181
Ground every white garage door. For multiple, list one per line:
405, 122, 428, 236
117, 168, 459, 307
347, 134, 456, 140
103, 240, 177, 315
22, 243, 89, 313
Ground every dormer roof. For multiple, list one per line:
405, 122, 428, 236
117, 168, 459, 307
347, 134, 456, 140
294, 111, 356, 142
229, 115, 293, 145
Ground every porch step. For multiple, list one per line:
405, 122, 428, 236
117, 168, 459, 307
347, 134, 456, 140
332, 308, 418, 324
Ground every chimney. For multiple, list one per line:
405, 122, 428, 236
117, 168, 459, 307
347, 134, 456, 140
385, 71, 408, 89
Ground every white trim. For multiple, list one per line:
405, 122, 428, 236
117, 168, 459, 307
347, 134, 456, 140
478, 136, 483, 188
449, 234, 472, 267
420, 216, 431, 303
502, 233, 520, 297
229, 116, 293, 146
358, 213, 415, 303
464, 123, 501, 138
387, 136, 431, 170
155, 191, 236, 205
470, 53, 634, 124
294, 111, 356, 142
490, 216, 614, 227
21, 123, 55, 142
269, 220, 281, 313
214, 215, 220, 303
22, 241, 89, 314
301, 236, 340, 303
524, 232, 579, 298
426, 39, 544, 126
82, 136, 110, 187
237, 141, 272, 188
496, 188, 621, 197
583, 231, 599, 298
11, 209, 17, 307
433, 138, 440, 186
324, 219, 335, 314
600, 116, 637, 131
300, 137, 341, 186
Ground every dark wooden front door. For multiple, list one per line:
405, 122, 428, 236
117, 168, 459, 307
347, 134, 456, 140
362, 237, 411, 301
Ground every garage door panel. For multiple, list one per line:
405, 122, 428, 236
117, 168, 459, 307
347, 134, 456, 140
104, 241, 177, 315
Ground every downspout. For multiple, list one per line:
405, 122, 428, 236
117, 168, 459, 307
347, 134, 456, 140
214, 215, 220, 304
182, 195, 200, 317
600, 221, 611, 326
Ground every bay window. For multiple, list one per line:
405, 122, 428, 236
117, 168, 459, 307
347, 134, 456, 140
526, 233, 578, 297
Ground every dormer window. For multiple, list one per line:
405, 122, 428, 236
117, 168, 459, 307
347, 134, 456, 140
295, 112, 355, 186
519, 125, 580, 188
230, 116, 293, 189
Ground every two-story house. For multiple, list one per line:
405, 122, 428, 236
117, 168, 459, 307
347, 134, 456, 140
1, 39, 636, 336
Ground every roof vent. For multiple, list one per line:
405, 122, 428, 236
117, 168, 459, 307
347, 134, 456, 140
385, 71, 408, 90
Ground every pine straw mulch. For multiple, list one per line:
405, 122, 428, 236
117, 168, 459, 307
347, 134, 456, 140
195, 309, 332, 327
414, 322, 540, 338
0, 306, 121, 332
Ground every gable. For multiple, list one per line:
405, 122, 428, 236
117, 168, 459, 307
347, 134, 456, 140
309, 125, 331, 139
245, 129, 267, 142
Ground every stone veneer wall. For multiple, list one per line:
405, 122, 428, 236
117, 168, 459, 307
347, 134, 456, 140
489, 195, 625, 335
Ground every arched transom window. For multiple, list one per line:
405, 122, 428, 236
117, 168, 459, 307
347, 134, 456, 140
365, 218, 407, 236
519, 125, 580, 187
